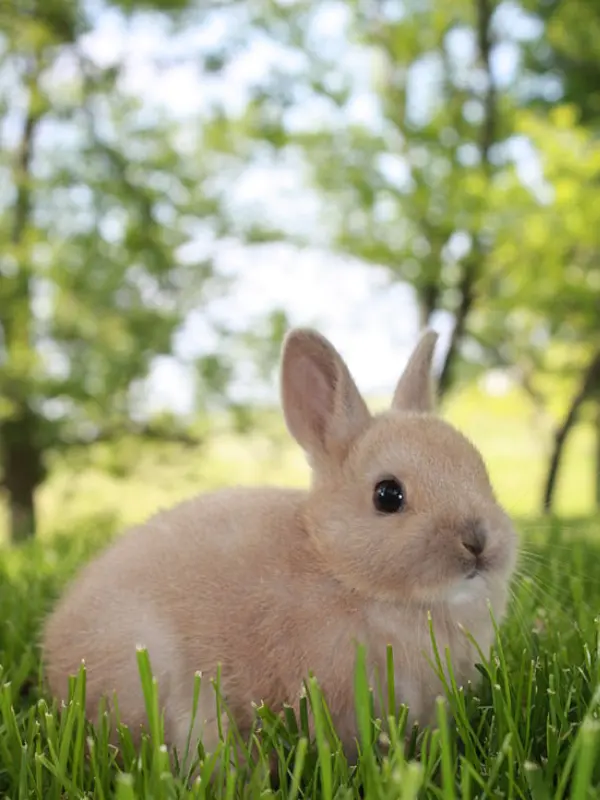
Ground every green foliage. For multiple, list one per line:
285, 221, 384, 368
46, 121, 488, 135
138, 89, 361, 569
3, 0, 600, 536
111, 0, 193, 13
202, 0, 516, 387
199, 0, 599, 386
468, 104, 600, 379
522, 0, 600, 124
2, 516, 600, 796
0, 34, 215, 431
0, 0, 232, 538
197, 0, 600, 507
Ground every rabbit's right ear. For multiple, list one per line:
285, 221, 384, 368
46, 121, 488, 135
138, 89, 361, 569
281, 329, 371, 468
392, 330, 438, 413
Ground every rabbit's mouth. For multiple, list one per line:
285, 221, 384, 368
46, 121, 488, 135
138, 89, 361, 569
465, 551, 494, 579
466, 557, 491, 578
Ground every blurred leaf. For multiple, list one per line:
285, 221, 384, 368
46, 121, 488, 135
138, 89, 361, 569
0, 0, 238, 539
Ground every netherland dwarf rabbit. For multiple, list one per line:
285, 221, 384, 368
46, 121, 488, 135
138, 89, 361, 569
42, 328, 517, 766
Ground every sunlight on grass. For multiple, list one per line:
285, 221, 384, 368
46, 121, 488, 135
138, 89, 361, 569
25, 380, 595, 542
443, 384, 594, 519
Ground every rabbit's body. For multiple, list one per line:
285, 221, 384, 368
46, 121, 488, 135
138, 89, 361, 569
42, 330, 517, 766
45, 486, 361, 755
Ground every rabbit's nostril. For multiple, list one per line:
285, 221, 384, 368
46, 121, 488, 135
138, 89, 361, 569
463, 539, 484, 557
461, 520, 487, 558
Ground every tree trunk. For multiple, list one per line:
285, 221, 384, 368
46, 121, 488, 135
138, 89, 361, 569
438, 271, 476, 396
418, 283, 439, 330
1, 410, 45, 543
595, 400, 600, 511
0, 60, 43, 542
7, 477, 36, 545
437, 0, 496, 397
542, 351, 600, 514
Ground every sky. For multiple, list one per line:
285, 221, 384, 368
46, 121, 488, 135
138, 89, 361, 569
73, 1, 542, 413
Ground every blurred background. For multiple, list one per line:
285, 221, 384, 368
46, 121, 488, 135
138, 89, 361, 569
1, 0, 599, 544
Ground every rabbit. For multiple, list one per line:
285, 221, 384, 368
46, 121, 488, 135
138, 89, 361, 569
42, 327, 517, 772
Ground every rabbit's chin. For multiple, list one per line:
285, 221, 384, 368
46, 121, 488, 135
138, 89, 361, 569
441, 572, 510, 625
445, 573, 489, 606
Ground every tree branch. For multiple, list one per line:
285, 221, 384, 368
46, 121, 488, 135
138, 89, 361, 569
438, 0, 496, 396
542, 350, 600, 513
60, 423, 204, 450
476, 339, 547, 409
12, 106, 39, 246
1, 57, 44, 391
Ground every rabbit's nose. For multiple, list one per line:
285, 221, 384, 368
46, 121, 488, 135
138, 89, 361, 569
461, 520, 487, 557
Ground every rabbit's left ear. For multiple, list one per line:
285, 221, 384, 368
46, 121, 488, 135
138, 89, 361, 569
280, 328, 371, 467
391, 330, 438, 413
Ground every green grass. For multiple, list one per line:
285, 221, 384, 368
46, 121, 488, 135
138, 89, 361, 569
1, 515, 600, 798
1, 381, 599, 797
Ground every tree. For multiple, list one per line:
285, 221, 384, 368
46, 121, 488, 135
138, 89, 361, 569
518, 2, 600, 511
201, 0, 600, 511
202, 0, 528, 396
476, 106, 600, 513
0, 1, 225, 541
522, 0, 600, 125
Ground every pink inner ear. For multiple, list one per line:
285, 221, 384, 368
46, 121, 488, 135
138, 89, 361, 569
288, 353, 336, 445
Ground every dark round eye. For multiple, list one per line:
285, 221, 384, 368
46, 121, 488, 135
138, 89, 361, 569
373, 478, 406, 514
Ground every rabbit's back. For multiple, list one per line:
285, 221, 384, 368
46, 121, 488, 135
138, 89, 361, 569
41, 486, 318, 738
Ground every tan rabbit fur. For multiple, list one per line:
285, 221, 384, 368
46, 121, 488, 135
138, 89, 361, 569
42, 328, 517, 768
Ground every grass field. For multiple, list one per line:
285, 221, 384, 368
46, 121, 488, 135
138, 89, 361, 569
1, 382, 600, 797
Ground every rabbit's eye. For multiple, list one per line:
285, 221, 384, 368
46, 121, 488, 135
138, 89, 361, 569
373, 478, 405, 514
